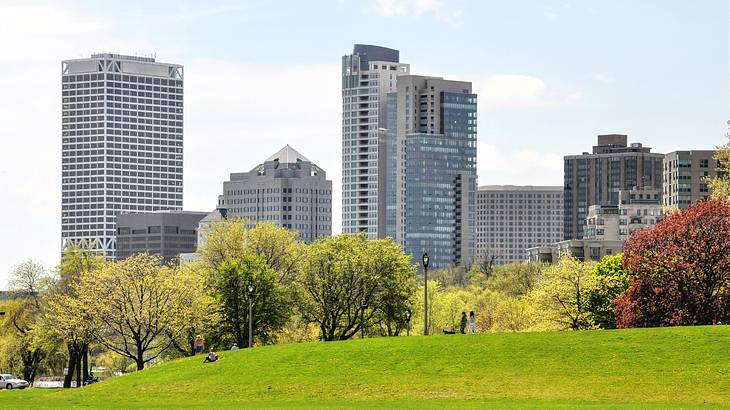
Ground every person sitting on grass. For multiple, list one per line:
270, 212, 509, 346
203, 350, 218, 363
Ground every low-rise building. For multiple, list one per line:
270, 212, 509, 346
584, 187, 663, 241
115, 211, 208, 264
527, 239, 625, 263
528, 187, 662, 263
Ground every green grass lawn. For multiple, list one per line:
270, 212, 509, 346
1, 326, 729, 409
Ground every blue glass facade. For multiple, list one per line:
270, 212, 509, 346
403, 92, 477, 269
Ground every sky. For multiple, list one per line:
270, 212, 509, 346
0, 0, 728, 288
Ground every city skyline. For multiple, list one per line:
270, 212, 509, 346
1, 0, 728, 286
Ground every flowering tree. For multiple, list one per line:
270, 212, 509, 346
616, 199, 730, 327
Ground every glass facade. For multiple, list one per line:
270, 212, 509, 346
403, 92, 477, 269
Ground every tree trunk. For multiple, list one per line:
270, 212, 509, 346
136, 347, 145, 371
82, 344, 89, 381
64, 345, 76, 388
75, 351, 82, 388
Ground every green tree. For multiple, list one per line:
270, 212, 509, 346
4, 260, 51, 384
487, 262, 544, 297
586, 254, 629, 329
707, 127, 730, 199
75, 253, 200, 371
165, 259, 218, 357
369, 239, 416, 336
212, 254, 290, 347
48, 244, 105, 387
529, 256, 596, 330
297, 234, 416, 341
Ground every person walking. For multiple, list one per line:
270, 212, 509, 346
468, 311, 477, 334
194, 335, 205, 355
459, 312, 467, 334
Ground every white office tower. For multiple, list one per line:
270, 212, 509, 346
341, 45, 409, 237
61, 53, 184, 256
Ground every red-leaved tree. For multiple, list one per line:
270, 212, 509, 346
615, 199, 730, 328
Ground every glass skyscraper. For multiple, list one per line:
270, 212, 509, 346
341, 45, 409, 237
392, 76, 477, 269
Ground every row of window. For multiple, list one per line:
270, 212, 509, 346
63, 73, 182, 87
64, 81, 181, 93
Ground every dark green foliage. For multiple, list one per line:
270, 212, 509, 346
212, 255, 290, 347
586, 254, 629, 329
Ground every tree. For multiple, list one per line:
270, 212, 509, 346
198, 217, 249, 269
246, 222, 304, 285
47, 244, 105, 387
4, 260, 51, 384
487, 262, 544, 297
211, 255, 290, 347
474, 247, 501, 278
491, 297, 535, 332
297, 234, 416, 341
75, 253, 199, 370
707, 125, 730, 199
585, 254, 629, 329
368, 239, 416, 336
616, 199, 730, 328
164, 260, 217, 357
432, 266, 469, 287
529, 256, 596, 330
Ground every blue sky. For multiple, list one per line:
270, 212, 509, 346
0, 0, 727, 287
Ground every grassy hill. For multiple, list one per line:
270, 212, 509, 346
1, 326, 729, 409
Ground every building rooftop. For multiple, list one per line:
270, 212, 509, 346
265, 145, 311, 165
478, 185, 563, 191
90, 53, 156, 63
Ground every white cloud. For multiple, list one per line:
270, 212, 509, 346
477, 142, 563, 184
372, 0, 409, 16
0, 5, 343, 289
473, 74, 583, 109
183, 60, 343, 231
368, 0, 463, 27
413, 0, 445, 14
593, 73, 616, 83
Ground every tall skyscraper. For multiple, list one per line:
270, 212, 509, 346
563, 134, 663, 240
662, 150, 718, 210
217, 145, 332, 243
61, 53, 184, 256
392, 76, 477, 269
341, 44, 409, 237
476, 185, 563, 265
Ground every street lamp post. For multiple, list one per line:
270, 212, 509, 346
247, 283, 254, 348
405, 309, 411, 336
422, 252, 430, 336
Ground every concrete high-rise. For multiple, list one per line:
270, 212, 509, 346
61, 54, 184, 256
476, 186, 563, 265
391, 76, 477, 269
218, 145, 332, 243
563, 134, 663, 240
341, 45, 409, 237
663, 150, 718, 210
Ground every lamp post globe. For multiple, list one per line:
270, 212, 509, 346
405, 309, 411, 336
422, 252, 430, 336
